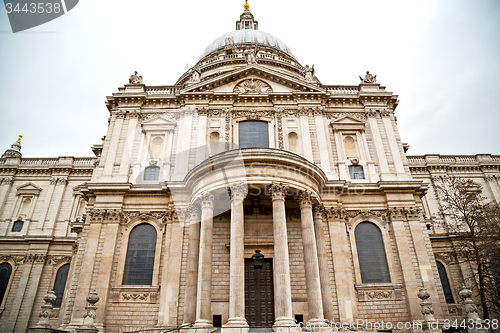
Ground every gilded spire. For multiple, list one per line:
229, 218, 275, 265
244, 0, 249, 11
2, 134, 23, 158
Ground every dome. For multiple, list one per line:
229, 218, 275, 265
198, 29, 296, 61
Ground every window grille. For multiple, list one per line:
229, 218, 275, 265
355, 222, 390, 283
123, 224, 157, 285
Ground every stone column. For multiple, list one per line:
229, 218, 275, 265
269, 183, 295, 330
297, 191, 324, 325
195, 192, 215, 327
313, 205, 335, 322
225, 183, 249, 328
183, 205, 201, 324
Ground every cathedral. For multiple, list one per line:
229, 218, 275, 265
0, 2, 499, 333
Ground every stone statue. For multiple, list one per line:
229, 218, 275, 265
245, 45, 259, 64
304, 64, 315, 81
129, 71, 143, 84
359, 71, 376, 83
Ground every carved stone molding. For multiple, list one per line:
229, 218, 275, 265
325, 208, 389, 222
0, 177, 14, 185
275, 110, 284, 149
23, 254, 48, 264
198, 106, 209, 116
88, 209, 124, 224
0, 255, 26, 264
111, 286, 159, 304
233, 110, 273, 120
140, 112, 180, 122
233, 79, 272, 94
297, 106, 311, 116
355, 283, 402, 302
46, 255, 72, 266
122, 210, 178, 225
387, 206, 423, 221
327, 112, 367, 121
224, 109, 231, 150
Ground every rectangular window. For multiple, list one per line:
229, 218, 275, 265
144, 166, 160, 181
349, 165, 365, 179
239, 121, 269, 149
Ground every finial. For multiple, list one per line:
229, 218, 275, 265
16, 134, 23, 143
244, 0, 249, 11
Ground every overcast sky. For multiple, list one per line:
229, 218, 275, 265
0, 0, 499, 158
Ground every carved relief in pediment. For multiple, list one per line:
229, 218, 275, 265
233, 79, 272, 94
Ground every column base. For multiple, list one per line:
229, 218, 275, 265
273, 318, 301, 332
193, 320, 214, 333
304, 320, 334, 332
222, 319, 249, 333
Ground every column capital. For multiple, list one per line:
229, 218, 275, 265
268, 182, 288, 200
198, 191, 214, 209
313, 204, 325, 219
227, 183, 248, 201
188, 204, 201, 221
297, 190, 316, 209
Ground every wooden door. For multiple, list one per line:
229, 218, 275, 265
244, 258, 274, 327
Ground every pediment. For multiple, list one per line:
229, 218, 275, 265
331, 115, 365, 131
181, 64, 326, 94
16, 183, 42, 195
141, 114, 177, 132
332, 116, 365, 124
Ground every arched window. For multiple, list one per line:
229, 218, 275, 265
288, 132, 298, 153
349, 165, 365, 179
53, 264, 70, 308
11, 220, 24, 232
0, 263, 12, 305
144, 166, 160, 181
123, 224, 157, 285
436, 261, 454, 303
239, 121, 269, 149
355, 222, 390, 283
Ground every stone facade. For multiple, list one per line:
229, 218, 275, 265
1, 4, 499, 333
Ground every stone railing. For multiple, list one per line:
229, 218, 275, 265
17, 157, 96, 167
21, 158, 58, 165
406, 154, 500, 164
323, 85, 359, 95
146, 86, 182, 95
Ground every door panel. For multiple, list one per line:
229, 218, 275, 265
245, 258, 274, 327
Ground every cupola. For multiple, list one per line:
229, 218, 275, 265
236, 0, 258, 30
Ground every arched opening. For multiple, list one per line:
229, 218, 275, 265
123, 224, 157, 285
53, 264, 70, 308
436, 261, 454, 303
0, 262, 12, 305
355, 222, 390, 283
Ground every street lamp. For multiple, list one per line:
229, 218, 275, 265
252, 250, 264, 269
